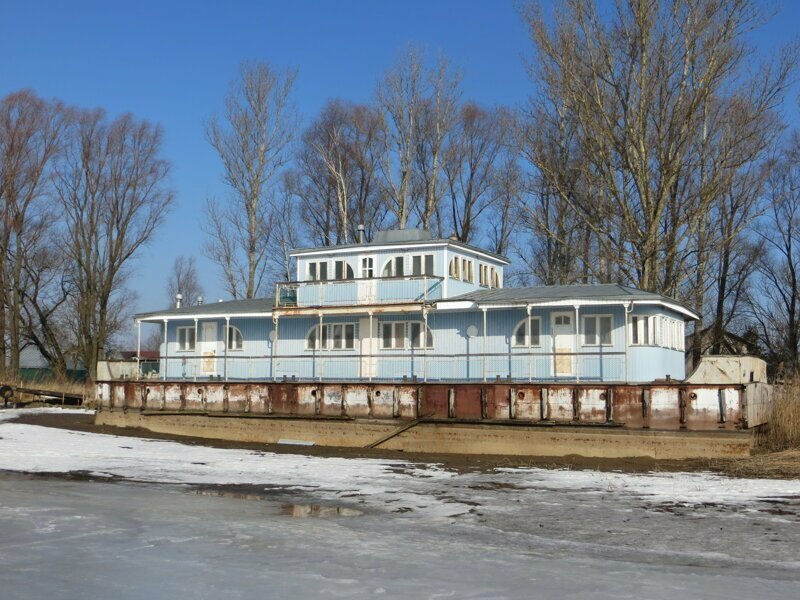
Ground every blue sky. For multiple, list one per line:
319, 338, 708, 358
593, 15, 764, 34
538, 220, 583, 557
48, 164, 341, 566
1, 0, 798, 318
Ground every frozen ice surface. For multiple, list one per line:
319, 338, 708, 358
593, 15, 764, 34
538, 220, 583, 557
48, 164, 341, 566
0, 408, 799, 599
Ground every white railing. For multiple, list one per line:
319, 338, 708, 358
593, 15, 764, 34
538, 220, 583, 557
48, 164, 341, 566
130, 351, 627, 383
275, 276, 443, 308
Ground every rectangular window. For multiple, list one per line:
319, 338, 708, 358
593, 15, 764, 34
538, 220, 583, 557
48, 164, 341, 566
306, 324, 329, 350
381, 322, 406, 349
411, 254, 434, 276
361, 257, 374, 278
308, 261, 328, 281
584, 315, 612, 346
332, 324, 355, 350
631, 316, 639, 345
176, 326, 195, 351
531, 318, 541, 346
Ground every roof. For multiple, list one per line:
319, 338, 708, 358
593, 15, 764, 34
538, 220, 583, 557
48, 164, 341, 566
442, 284, 700, 319
135, 298, 273, 321
290, 230, 510, 264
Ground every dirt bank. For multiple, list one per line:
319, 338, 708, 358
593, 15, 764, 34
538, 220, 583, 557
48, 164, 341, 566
9, 410, 799, 478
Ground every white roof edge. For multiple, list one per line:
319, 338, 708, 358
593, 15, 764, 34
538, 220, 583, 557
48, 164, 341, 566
290, 241, 510, 265
434, 298, 699, 320
137, 312, 273, 322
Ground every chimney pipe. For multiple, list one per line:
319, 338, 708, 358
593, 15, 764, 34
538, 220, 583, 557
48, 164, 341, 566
175, 293, 183, 309
197, 295, 204, 306
358, 224, 365, 243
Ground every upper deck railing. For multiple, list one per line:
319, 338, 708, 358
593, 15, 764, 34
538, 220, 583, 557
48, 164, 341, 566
275, 275, 443, 308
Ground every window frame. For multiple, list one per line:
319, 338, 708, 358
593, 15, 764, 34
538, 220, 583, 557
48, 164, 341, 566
361, 256, 375, 279
582, 314, 613, 347
381, 256, 404, 278
176, 326, 196, 352
307, 260, 328, 282
512, 317, 542, 348
305, 324, 330, 351
331, 323, 356, 350
333, 260, 354, 281
411, 254, 434, 277
380, 322, 406, 349
227, 325, 244, 351
409, 321, 434, 349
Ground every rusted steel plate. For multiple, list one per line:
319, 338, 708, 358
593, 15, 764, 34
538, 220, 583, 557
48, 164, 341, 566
486, 384, 512, 420
248, 384, 271, 413
206, 385, 226, 411
370, 386, 396, 418
320, 386, 344, 416
578, 388, 607, 423
123, 383, 139, 409
162, 384, 182, 410
395, 386, 418, 418
270, 384, 298, 415
512, 387, 539, 421
453, 385, 482, 419
343, 385, 370, 418
420, 385, 450, 419
648, 387, 679, 429
296, 385, 318, 416
612, 386, 645, 428
143, 384, 163, 410
547, 387, 574, 422
683, 387, 742, 430
111, 385, 125, 410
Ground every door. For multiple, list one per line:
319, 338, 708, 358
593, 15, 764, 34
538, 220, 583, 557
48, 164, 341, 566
201, 322, 218, 376
551, 312, 575, 377
359, 317, 376, 378
357, 256, 377, 304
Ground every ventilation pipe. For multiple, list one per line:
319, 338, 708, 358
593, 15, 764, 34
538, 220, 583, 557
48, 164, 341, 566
175, 293, 183, 309
197, 295, 204, 306
358, 224, 365, 243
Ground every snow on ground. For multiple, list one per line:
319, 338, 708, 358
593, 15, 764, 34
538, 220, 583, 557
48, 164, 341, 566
1, 406, 799, 589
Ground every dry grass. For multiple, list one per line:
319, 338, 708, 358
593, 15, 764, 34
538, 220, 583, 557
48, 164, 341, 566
1, 377, 90, 400
762, 380, 800, 452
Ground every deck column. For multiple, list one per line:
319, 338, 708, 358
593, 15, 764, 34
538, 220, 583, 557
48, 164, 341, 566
526, 305, 532, 383
272, 316, 279, 381
368, 312, 374, 382
136, 320, 141, 379
318, 313, 324, 382
482, 308, 488, 382
423, 308, 428, 382
162, 319, 168, 380
574, 305, 580, 383
224, 317, 230, 381
193, 318, 198, 381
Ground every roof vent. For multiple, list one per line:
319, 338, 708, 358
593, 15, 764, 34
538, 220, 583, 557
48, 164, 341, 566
196, 296, 204, 306
175, 293, 182, 309
357, 224, 365, 243
373, 229, 433, 244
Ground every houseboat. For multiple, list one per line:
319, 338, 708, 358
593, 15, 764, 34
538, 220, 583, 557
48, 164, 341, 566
95, 229, 769, 459
133, 229, 694, 384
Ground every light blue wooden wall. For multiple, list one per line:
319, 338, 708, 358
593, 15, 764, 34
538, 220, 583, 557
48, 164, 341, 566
157, 303, 686, 382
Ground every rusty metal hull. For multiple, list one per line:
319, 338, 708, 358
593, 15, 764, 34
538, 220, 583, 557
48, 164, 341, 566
96, 380, 760, 431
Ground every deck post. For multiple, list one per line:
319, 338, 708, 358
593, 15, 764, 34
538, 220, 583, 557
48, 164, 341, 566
193, 318, 198, 381
423, 308, 429, 382
162, 319, 168, 381
272, 315, 279, 381
318, 313, 324, 382
482, 308, 488, 382
136, 320, 141, 379
368, 312, 374, 382
526, 305, 532, 383
574, 305, 580, 383
224, 316, 230, 381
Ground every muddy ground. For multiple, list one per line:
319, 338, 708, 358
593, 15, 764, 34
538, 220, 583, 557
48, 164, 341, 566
12, 410, 799, 478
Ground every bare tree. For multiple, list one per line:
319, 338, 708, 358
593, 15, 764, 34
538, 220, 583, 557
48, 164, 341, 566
0, 90, 65, 378
204, 61, 298, 298
521, 0, 794, 296
166, 256, 204, 308
749, 139, 800, 376
55, 108, 173, 379
442, 103, 509, 243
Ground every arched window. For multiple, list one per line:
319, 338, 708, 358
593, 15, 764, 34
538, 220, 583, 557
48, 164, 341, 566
227, 326, 244, 351
382, 256, 404, 277
512, 318, 541, 347
449, 257, 460, 279
306, 324, 328, 350
410, 322, 434, 349
334, 260, 354, 280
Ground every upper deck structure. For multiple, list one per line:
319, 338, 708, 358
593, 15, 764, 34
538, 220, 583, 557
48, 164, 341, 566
132, 230, 698, 384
